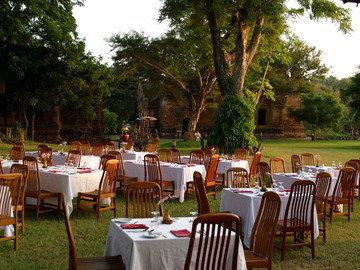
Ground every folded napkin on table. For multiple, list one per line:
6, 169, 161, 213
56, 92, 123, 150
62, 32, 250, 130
47, 169, 62, 173
120, 224, 148, 230
185, 164, 196, 167
170, 229, 191, 237
78, 169, 92, 174
284, 173, 298, 177
233, 189, 253, 194
284, 189, 291, 192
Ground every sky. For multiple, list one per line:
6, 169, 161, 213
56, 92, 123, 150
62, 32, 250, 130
73, 0, 360, 79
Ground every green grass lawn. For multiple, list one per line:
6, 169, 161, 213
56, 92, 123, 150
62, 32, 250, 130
0, 139, 360, 269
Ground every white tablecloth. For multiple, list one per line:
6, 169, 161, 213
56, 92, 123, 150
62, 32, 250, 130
3, 161, 103, 214
121, 151, 150, 161
220, 188, 319, 247
25, 151, 101, 170
104, 217, 246, 270
181, 156, 249, 175
123, 161, 206, 202
272, 173, 338, 195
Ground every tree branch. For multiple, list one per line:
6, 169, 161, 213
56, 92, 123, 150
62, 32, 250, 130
246, 17, 265, 67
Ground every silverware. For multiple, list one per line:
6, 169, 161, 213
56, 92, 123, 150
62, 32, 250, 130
133, 221, 138, 224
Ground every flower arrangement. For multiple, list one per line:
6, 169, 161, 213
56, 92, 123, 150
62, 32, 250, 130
40, 152, 51, 168
157, 195, 175, 224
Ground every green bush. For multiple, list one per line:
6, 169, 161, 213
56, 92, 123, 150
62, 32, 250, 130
208, 95, 257, 153
104, 109, 118, 135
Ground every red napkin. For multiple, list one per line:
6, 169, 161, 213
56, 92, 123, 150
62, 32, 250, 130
186, 164, 196, 167
78, 169, 92, 174
121, 224, 148, 230
284, 189, 291, 192
171, 229, 191, 237
48, 169, 62, 173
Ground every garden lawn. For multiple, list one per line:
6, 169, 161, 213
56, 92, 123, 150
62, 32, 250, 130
0, 139, 360, 269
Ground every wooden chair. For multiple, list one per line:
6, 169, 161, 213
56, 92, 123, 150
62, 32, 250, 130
107, 151, 138, 191
204, 146, 219, 154
76, 160, 119, 220
315, 172, 332, 243
270, 157, 286, 173
37, 144, 48, 156
276, 180, 316, 261
326, 167, 356, 223
145, 142, 157, 153
291, 154, 302, 173
125, 139, 134, 151
70, 141, 82, 152
125, 181, 162, 218
234, 148, 247, 160
249, 151, 262, 179
104, 142, 116, 154
39, 146, 53, 165
0, 173, 24, 250
346, 159, 360, 201
158, 149, 172, 162
184, 212, 241, 270
66, 150, 81, 167
169, 148, 181, 163
226, 167, 249, 188
193, 171, 210, 215
245, 192, 281, 270
23, 156, 62, 220
257, 162, 273, 188
80, 141, 91, 155
9, 146, 24, 161
203, 155, 220, 198
62, 193, 125, 270
301, 153, 315, 166
144, 154, 175, 196
99, 154, 116, 170
189, 150, 205, 165
91, 144, 105, 156
10, 164, 29, 233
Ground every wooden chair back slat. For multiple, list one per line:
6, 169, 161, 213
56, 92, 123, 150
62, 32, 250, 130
80, 141, 91, 155
9, 146, 24, 161
0, 173, 24, 219
66, 150, 81, 167
125, 181, 162, 218
291, 155, 302, 173
158, 149, 172, 163
234, 148, 247, 160
98, 160, 119, 195
99, 154, 116, 170
91, 144, 104, 156
285, 180, 315, 228
250, 151, 262, 178
205, 155, 220, 183
70, 141, 81, 152
184, 213, 241, 270
332, 167, 356, 200
144, 154, 162, 183
250, 192, 281, 261
189, 150, 205, 165
10, 164, 29, 206
270, 157, 285, 173
22, 156, 40, 193
170, 148, 181, 163
257, 162, 273, 188
315, 172, 332, 201
301, 153, 315, 166
193, 172, 210, 215
226, 167, 249, 188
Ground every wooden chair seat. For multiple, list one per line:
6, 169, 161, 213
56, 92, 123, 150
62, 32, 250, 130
244, 250, 269, 267
76, 255, 125, 270
0, 216, 16, 226
78, 191, 115, 199
26, 190, 61, 199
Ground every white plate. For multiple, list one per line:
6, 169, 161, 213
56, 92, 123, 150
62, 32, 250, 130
113, 218, 132, 224
143, 231, 161, 238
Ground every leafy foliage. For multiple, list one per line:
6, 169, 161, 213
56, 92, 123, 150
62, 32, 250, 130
103, 109, 118, 135
208, 95, 257, 152
290, 91, 344, 137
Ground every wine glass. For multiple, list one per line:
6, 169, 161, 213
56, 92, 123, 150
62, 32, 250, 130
254, 180, 260, 194
272, 181, 278, 191
190, 211, 198, 222
151, 211, 160, 223
278, 182, 284, 193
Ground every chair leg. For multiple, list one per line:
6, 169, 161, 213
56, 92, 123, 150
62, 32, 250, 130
36, 198, 41, 221
14, 222, 18, 251
310, 229, 315, 259
113, 197, 117, 217
96, 200, 100, 220
323, 213, 326, 243
280, 232, 286, 261
21, 208, 25, 233
348, 200, 351, 222
329, 203, 334, 224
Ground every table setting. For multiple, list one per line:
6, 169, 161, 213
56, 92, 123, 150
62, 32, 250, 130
105, 215, 246, 270
220, 187, 319, 247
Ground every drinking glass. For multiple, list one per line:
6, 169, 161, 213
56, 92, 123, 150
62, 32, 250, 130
278, 182, 284, 193
190, 211, 198, 222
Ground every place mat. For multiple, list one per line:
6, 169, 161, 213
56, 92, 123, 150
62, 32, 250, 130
170, 229, 191, 237
121, 224, 148, 230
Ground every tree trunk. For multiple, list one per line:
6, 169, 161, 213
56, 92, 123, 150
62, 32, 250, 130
53, 105, 62, 142
98, 97, 104, 137
22, 102, 28, 141
31, 111, 35, 141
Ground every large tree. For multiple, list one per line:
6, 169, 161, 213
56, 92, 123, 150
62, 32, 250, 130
110, 32, 217, 133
